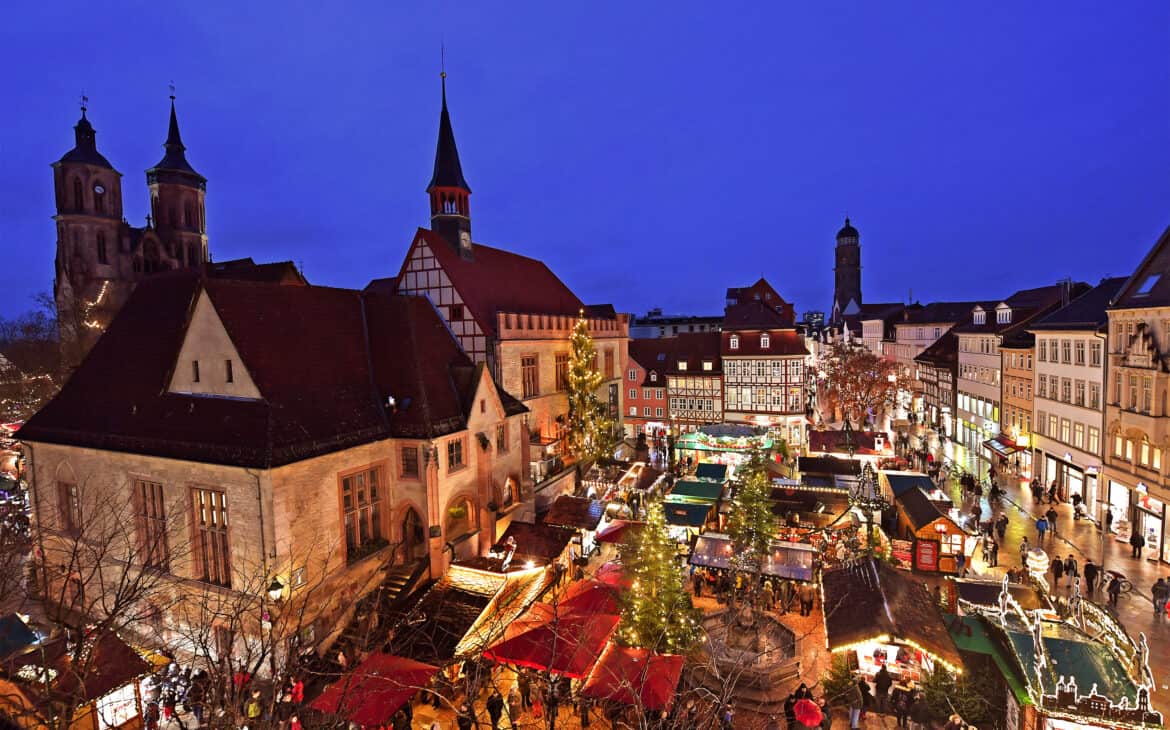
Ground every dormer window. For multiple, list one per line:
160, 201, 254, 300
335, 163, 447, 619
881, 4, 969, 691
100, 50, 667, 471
1136, 273, 1161, 297
650, 371, 657, 382
761, 334, 770, 349
678, 361, 688, 371
225, 360, 234, 383
973, 310, 986, 325
730, 335, 740, 350
192, 360, 201, 383
996, 308, 1012, 324
703, 360, 713, 371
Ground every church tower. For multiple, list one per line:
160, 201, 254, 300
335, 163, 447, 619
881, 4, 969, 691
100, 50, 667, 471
426, 73, 473, 259
832, 217, 862, 324
146, 96, 207, 270
52, 102, 128, 367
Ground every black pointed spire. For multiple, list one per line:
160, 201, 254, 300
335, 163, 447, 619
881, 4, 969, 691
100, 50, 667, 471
148, 94, 205, 185
427, 73, 471, 192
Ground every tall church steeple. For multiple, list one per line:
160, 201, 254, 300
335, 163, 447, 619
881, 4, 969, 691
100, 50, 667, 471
832, 217, 862, 324
427, 73, 473, 259
146, 94, 207, 269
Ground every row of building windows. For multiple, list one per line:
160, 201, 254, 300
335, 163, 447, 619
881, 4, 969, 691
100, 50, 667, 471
628, 406, 666, 418
1037, 375, 1100, 410
725, 385, 803, 412
522, 351, 616, 398
1004, 352, 1034, 370
1005, 377, 1034, 402
723, 359, 803, 381
628, 388, 665, 401
668, 397, 717, 413
958, 364, 1000, 385
959, 336, 998, 354
1111, 372, 1160, 416
1111, 433, 1163, 471
1035, 411, 1100, 456
1037, 338, 1101, 366
957, 392, 999, 422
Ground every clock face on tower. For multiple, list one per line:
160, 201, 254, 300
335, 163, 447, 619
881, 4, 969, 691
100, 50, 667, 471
93, 184, 105, 195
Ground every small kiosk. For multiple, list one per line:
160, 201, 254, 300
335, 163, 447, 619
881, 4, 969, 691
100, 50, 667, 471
892, 486, 976, 574
821, 558, 964, 683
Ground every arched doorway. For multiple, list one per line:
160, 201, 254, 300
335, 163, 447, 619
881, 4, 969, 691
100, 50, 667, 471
401, 508, 426, 562
445, 497, 477, 561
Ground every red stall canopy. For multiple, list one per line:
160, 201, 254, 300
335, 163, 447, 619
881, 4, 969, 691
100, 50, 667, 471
558, 579, 621, 616
594, 561, 632, 590
484, 612, 619, 678
310, 652, 438, 727
595, 519, 645, 544
582, 643, 685, 712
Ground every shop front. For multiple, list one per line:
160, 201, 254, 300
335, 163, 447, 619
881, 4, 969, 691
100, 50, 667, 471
1106, 480, 1132, 540
1133, 485, 1165, 563
1038, 450, 1098, 509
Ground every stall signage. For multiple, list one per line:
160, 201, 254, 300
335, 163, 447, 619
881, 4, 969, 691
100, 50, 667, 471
916, 540, 939, 571
890, 539, 914, 570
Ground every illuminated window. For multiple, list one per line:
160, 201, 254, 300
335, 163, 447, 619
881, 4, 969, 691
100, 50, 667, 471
192, 488, 230, 587
341, 467, 384, 562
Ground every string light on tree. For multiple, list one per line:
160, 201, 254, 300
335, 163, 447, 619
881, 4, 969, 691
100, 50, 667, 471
615, 498, 701, 654
567, 310, 614, 464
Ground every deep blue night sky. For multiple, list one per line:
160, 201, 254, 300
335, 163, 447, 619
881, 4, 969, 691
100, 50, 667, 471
2, 2, 1168, 320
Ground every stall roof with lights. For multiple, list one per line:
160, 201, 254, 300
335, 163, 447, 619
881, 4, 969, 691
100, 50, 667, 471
820, 558, 963, 672
668, 480, 724, 502
544, 495, 606, 531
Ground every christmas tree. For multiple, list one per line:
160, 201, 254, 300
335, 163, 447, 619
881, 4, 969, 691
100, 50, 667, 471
615, 498, 701, 653
726, 450, 776, 582
567, 311, 614, 464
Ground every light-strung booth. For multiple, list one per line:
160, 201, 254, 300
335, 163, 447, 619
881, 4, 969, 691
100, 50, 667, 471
688, 532, 817, 582
820, 558, 964, 684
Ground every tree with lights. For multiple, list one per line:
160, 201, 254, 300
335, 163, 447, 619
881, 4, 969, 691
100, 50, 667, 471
615, 498, 701, 654
567, 311, 614, 464
821, 340, 906, 426
725, 450, 776, 593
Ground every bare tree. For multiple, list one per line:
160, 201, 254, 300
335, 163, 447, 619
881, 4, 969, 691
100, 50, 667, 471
821, 341, 907, 426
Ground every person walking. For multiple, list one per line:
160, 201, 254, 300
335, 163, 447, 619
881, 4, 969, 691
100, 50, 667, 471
1019, 536, 1030, 564
1131, 530, 1147, 559
987, 537, 999, 568
1105, 508, 1114, 534
1045, 507, 1059, 537
507, 687, 522, 730
1035, 515, 1049, 543
762, 580, 775, 612
1063, 554, 1078, 587
1052, 555, 1064, 586
692, 570, 703, 598
1048, 482, 1059, 504
1083, 558, 1099, 593
996, 514, 1009, 540
487, 691, 505, 730
874, 665, 893, 713
1108, 573, 1123, 606
1152, 578, 1169, 618
798, 581, 817, 616
517, 670, 531, 710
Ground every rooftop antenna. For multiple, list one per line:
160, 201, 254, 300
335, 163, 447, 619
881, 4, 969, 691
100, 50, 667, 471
79, 91, 88, 115
168, 80, 176, 101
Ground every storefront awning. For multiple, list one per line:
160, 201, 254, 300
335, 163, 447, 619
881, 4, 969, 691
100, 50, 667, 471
693, 463, 729, 482
595, 520, 645, 544
662, 500, 712, 527
982, 434, 1022, 457
582, 643, 685, 712
311, 653, 438, 727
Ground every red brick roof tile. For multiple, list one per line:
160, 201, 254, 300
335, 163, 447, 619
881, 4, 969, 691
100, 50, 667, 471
21, 272, 523, 467
403, 229, 586, 337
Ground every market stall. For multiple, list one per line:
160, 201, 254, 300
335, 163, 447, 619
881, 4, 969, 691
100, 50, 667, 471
483, 610, 619, 679
582, 643, 685, 712
661, 499, 713, 545
543, 495, 606, 559
311, 652, 438, 727
821, 558, 964, 683
893, 486, 977, 574
674, 428, 774, 472
688, 532, 817, 582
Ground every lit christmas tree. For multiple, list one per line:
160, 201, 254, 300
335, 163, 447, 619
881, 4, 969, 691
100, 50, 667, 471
726, 450, 776, 584
567, 311, 614, 464
615, 498, 701, 653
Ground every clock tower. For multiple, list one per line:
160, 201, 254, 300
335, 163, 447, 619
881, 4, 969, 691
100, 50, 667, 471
427, 73, 473, 260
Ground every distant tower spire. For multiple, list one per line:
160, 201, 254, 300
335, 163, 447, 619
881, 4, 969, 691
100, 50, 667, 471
831, 216, 862, 324
427, 69, 473, 259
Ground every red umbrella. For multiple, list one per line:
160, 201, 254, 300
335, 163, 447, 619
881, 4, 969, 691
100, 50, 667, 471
793, 698, 822, 727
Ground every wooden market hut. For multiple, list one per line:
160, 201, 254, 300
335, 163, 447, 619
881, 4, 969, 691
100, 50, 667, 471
893, 487, 971, 574
820, 558, 964, 682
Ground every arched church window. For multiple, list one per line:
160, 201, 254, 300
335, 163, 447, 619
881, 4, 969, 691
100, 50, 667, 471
73, 179, 84, 211
96, 233, 108, 264
93, 184, 105, 214
188, 244, 198, 267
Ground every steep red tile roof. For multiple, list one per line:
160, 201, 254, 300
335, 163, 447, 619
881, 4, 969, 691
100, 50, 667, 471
403, 228, 586, 337
204, 257, 307, 285
21, 272, 524, 467
721, 329, 807, 357
722, 301, 791, 331
665, 332, 722, 375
